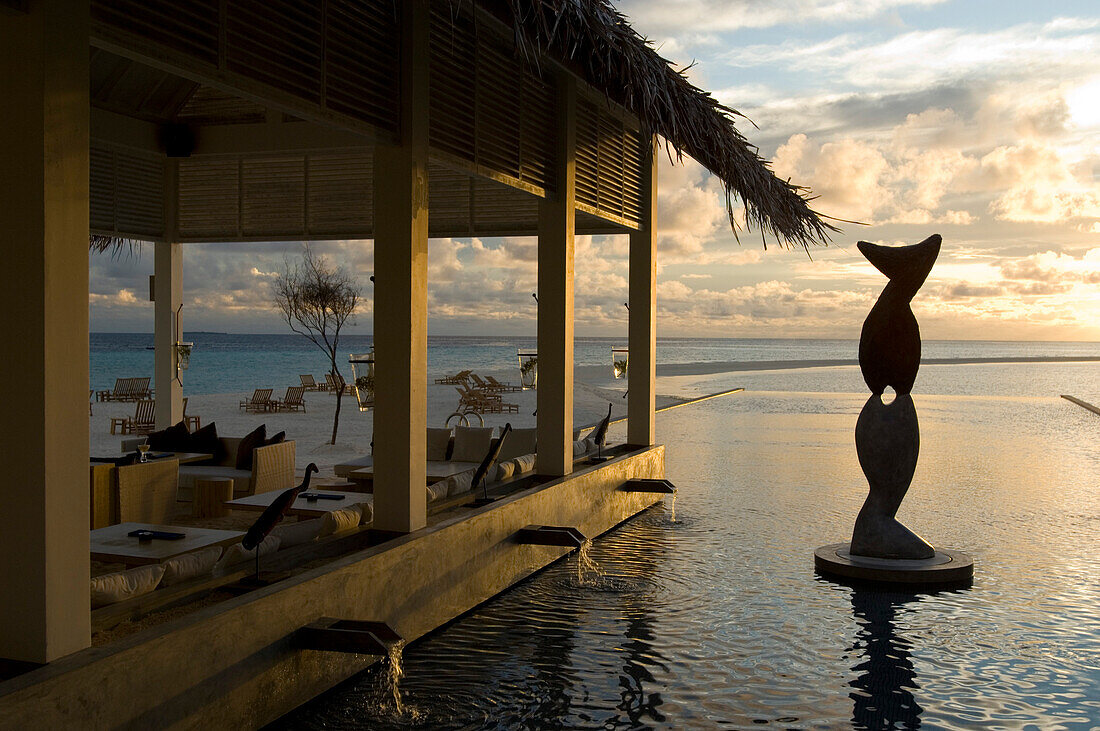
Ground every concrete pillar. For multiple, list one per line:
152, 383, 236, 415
628, 136, 658, 446
154, 241, 183, 429
536, 74, 577, 477
0, 0, 91, 662
372, 0, 428, 533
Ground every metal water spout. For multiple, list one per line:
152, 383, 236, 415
515, 525, 587, 549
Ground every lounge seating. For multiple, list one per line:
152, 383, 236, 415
299, 374, 323, 391
177, 437, 296, 501
435, 369, 471, 385
239, 388, 273, 412
271, 386, 306, 412
96, 376, 152, 402
110, 399, 156, 435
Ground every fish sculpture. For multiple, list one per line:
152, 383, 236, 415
850, 235, 940, 560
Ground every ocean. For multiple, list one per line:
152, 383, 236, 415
91, 333, 1100, 398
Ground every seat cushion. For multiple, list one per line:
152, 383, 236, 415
177, 466, 252, 501
271, 518, 323, 548
214, 536, 280, 576
452, 426, 494, 462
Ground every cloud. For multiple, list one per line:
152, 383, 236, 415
620, 0, 949, 33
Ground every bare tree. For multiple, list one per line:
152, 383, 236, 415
273, 247, 360, 444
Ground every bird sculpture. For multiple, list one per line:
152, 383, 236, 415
591, 403, 613, 457
850, 235, 940, 559
242, 463, 319, 552
473, 423, 512, 501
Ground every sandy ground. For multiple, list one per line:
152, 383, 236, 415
91, 371, 687, 478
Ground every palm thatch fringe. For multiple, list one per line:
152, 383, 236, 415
89, 234, 144, 257
488, 0, 838, 250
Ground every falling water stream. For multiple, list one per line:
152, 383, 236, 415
371, 640, 421, 723
574, 538, 603, 586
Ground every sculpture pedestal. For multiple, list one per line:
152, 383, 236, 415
815, 542, 972, 588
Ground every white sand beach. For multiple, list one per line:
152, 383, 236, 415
90, 372, 688, 478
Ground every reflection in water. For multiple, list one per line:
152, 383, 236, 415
848, 590, 924, 730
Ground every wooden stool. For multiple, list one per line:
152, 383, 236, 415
193, 478, 234, 518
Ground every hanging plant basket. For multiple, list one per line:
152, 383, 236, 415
612, 347, 628, 379
349, 348, 375, 411
518, 350, 538, 389
175, 342, 194, 371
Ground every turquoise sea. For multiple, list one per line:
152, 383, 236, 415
91, 333, 1100, 397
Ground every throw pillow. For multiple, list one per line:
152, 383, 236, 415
265, 430, 286, 447
187, 422, 222, 465
147, 421, 190, 452
425, 427, 452, 462
235, 424, 267, 471
271, 518, 322, 548
214, 536, 280, 576
452, 426, 494, 462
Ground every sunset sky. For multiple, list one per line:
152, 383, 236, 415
90, 0, 1100, 341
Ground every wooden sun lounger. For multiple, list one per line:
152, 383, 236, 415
435, 369, 471, 385
110, 399, 156, 435
486, 375, 522, 392
299, 374, 323, 391
239, 388, 274, 412
271, 385, 306, 412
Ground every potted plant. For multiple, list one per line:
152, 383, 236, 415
349, 349, 375, 411
612, 347, 628, 379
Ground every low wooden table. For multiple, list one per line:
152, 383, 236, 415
346, 460, 475, 492
225, 489, 365, 519
90, 522, 243, 566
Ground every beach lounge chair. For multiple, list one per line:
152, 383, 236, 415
97, 377, 133, 402
299, 374, 323, 391
183, 397, 200, 431
435, 369, 471, 385
239, 388, 274, 413
272, 386, 306, 412
455, 384, 518, 414
486, 375, 522, 392
110, 399, 156, 435
325, 373, 351, 395
469, 374, 497, 391
127, 377, 152, 401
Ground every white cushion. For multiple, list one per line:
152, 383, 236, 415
573, 439, 590, 458
357, 501, 374, 525
91, 564, 165, 608
512, 453, 536, 475
494, 460, 515, 481
426, 481, 448, 503
271, 518, 323, 548
447, 469, 476, 497
452, 426, 493, 463
497, 427, 537, 461
161, 546, 223, 587
214, 536, 280, 575
318, 505, 363, 537
426, 427, 452, 462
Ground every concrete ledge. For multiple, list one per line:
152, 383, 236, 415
0, 445, 665, 728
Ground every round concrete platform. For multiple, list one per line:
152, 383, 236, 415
815, 542, 973, 588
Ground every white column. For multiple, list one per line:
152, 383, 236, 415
154, 241, 183, 429
628, 135, 657, 446
372, 0, 428, 533
536, 74, 577, 477
0, 0, 91, 663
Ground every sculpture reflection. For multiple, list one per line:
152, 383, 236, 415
848, 589, 924, 730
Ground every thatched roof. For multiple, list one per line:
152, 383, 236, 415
491, 0, 837, 249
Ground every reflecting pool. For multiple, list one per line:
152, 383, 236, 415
273, 374, 1100, 729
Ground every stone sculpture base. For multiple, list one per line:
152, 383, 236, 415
815, 542, 972, 588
